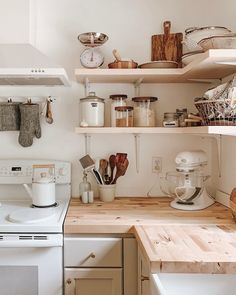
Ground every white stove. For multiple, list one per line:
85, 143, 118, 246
0, 159, 71, 295
0, 199, 69, 232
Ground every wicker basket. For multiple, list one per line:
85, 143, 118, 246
195, 99, 236, 126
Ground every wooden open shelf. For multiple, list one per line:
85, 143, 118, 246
75, 126, 236, 136
75, 49, 236, 84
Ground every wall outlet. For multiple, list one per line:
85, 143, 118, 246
152, 157, 162, 173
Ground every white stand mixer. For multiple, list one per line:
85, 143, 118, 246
163, 150, 215, 211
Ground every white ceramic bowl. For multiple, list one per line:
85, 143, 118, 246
183, 26, 231, 52
198, 35, 236, 51
182, 51, 204, 66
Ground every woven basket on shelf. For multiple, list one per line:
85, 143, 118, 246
194, 99, 236, 126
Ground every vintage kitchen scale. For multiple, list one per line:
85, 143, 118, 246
161, 150, 215, 210
78, 32, 108, 68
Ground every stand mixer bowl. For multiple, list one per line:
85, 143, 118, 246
161, 171, 209, 203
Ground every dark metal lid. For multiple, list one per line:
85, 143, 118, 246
115, 106, 133, 111
132, 96, 158, 102
110, 94, 128, 100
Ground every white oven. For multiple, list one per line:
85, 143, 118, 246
0, 160, 71, 295
0, 234, 63, 295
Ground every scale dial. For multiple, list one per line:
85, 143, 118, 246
80, 48, 104, 68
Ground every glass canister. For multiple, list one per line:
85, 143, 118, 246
110, 94, 127, 127
79, 92, 105, 127
132, 97, 158, 127
163, 112, 179, 127
176, 108, 188, 127
115, 106, 133, 127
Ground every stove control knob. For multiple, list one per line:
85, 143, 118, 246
58, 167, 66, 176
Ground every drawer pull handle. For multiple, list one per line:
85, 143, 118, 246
141, 275, 149, 281
66, 278, 72, 285
89, 252, 96, 259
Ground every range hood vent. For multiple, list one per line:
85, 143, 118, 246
0, 44, 70, 86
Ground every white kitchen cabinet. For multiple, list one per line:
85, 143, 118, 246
138, 247, 150, 295
65, 268, 122, 295
64, 236, 138, 295
123, 238, 138, 295
64, 237, 122, 267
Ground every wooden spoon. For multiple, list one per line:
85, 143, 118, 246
111, 158, 129, 184
108, 154, 116, 184
112, 49, 122, 62
99, 159, 108, 183
46, 99, 53, 124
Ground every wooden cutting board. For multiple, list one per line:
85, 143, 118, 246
151, 21, 183, 67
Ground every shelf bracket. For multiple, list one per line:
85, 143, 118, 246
133, 78, 143, 97
84, 77, 90, 97
133, 133, 140, 173
214, 134, 222, 178
84, 133, 91, 155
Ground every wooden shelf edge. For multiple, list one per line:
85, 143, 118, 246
75, 126, 236, 136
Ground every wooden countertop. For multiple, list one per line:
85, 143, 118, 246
64, 197, 234, 234
134, 224, 236, 274
64, 197, 236, 273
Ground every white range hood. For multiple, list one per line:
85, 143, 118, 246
0, 44, 70, 86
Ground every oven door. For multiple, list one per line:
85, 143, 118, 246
0, 234, 63, 295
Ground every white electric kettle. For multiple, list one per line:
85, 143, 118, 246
23, 164, 56, 207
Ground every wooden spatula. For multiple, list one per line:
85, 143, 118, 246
111, 158, 129, 184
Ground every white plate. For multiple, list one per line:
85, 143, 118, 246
138, 61, 178, 69
182, 51, 204, 66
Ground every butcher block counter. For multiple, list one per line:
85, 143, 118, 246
64, 197, 236, 273
65, 197, 234, 234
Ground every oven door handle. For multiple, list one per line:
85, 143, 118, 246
0, 234, 63, 247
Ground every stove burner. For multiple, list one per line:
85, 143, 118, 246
31, 202, 58, 208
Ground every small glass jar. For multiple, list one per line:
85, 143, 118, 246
115, 106, 133, 127
110, 94, 127, 127
132, 97, 157, 127
163, 112, 179, 127
176, 108, 188, 127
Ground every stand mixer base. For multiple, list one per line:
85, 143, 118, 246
170, 188, 215, 211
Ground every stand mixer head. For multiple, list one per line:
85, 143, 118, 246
161, 150, 214, 211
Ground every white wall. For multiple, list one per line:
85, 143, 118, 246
0, 0, 236, 197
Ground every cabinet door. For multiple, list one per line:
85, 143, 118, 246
123, 238, 138, 295
65, 268, 122, 295
138, 248, 150, 295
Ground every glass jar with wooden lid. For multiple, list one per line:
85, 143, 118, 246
110, 94, 127, 127
115, 106, 133, 127
132, 96, 158, 127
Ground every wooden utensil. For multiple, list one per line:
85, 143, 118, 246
99, 159, 108, 183
151, 21, 183, 67
111, 158, 129, 184
108, 154, 116, 184
46, 99, 53, 124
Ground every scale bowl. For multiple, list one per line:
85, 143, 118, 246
78, 32, 109, 47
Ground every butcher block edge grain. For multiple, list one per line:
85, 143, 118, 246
134, 224, 236, 274
64, 197, 234, 234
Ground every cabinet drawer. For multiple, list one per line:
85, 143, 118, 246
64, 237, 122, 267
